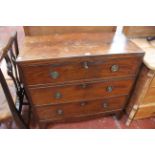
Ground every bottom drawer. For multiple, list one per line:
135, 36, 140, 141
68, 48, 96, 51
35, 96, 127, 121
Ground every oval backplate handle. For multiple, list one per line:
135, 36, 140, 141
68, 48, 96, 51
111, 65, 119, 72
50, 71, 59, 79
54, 92, 62, 99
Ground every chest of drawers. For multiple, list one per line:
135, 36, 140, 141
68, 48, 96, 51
126, 38, 155, 125
17, 32, 144, 127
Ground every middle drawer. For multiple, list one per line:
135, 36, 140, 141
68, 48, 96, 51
29, 78, 134, 106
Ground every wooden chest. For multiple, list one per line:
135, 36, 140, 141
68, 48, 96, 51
126, 38, 155, 125
16, 32, 144, 127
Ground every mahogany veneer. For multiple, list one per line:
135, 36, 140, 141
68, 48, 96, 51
36, 96, 127, 122
23, 26, 116, 36
125, 37, 155, 125
17, 32, 144, 128
123, 26, 155, 38
126, 64, 155, 125
29, 78, 134, 106
22, 56, 141, 86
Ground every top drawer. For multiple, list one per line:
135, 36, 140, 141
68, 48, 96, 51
21, 57, 141, 86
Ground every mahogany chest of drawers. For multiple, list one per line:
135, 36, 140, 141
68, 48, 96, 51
16, 32, 144, 128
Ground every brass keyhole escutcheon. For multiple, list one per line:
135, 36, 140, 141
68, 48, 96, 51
106, 86, 113, 92
50, 71, 59, 79
102, 102, 108, 108
83, 62, 89, 69
56, 109, 64, 115
111, 65, 119, 72
54, 92, 62, 99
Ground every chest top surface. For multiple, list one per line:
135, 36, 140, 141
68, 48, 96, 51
131, 38, 155, 71
17, 32, 144, 63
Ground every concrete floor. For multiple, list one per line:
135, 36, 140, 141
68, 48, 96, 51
0, 26, 155, 129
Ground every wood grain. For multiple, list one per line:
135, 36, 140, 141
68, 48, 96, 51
126, 64, 155, 125
123, 26, 155, 38
151, 76, 155, 87
23, 26, 116, 36
135, 104, 155, 119
29, 78, 134, 106
17, 32, 144, 64
35, 96, 126, 121
17, 32, 144, 126
22, 56, 141, 86
126, 65, 152, 113
143, 87, 155, 104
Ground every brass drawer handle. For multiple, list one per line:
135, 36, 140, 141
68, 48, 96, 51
102, 102, 108, 108
50, 71, 59, 79
80, 102, 86, 106
54, 92, 62, 99
111, 65, 119, 72
83, 62, 89, 69
56, 109, 64, 115
106, 86, 113, 92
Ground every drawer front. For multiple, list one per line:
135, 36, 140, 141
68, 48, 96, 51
35, 96, 127, 121
151, 76, 155, 87
30, 79, 134, 106
143, 87, 155, 104
135, 104, 155, 119
22, 57, 140, 85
